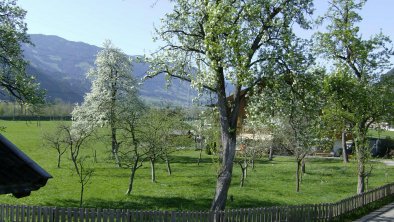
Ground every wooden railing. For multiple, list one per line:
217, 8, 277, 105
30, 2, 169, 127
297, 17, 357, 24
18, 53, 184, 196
0, 182, 393, 221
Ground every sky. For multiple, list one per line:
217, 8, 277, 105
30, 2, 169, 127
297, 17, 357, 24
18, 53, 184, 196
18, 0, 394, 57
19, 0, 173, 55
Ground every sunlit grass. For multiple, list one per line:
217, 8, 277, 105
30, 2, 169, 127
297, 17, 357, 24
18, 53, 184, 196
0, 120, 393, 210
368, 129, 394, 139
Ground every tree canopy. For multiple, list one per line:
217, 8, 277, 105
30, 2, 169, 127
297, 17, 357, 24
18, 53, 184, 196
0, 0, 44, 104
150, 0, 314, 210
315, 0, 393, 194
72, 40, 138, 167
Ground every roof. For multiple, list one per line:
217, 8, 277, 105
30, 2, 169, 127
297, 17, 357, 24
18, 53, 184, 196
0, 134, 52, 198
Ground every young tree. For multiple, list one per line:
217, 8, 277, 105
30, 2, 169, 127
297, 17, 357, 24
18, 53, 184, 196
117, 95, 146, 195
149, 0, 313, 210
321, 104, 351, 163
72, 40, 137, 167
195, 107, 220, 162
315, 0, 394, 194
323, 72, 393, 193
139, 108, 190, 182
235, 138, 265, 188
248, 70, 323, 192
0, 0, 44, 106
57, 123, 94, 207
42, 125, 67, 168
237, 143, 248, 188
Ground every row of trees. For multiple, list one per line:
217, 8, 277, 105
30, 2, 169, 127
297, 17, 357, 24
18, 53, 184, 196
44, 42, 193, 206
148, 0, 394, 211
2, 0, 394, 212
43, 106, 191, 206
0, 99, 74, 119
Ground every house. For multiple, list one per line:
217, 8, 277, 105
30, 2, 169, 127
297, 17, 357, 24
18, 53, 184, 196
0, 134, 52, 198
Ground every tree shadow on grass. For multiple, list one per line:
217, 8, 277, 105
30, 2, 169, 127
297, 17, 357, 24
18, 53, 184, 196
305, 165, 352, 176
46, 195, 211, 211
306, 157, 342, 164
253, 159, 276, 165
226, 197, 283, 209
46, 195, 282, 211
167, 154, 215, 164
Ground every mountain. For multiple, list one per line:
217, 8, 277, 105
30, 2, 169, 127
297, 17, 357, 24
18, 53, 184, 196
22, 34, 195, 105
386, 68, 394, 76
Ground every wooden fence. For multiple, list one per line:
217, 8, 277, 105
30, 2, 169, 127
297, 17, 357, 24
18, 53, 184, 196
0, 182, 393, 222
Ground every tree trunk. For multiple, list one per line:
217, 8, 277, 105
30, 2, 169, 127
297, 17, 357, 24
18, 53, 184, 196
357, 162, 365, 194
94, 150, 97, 163
268, 145, 273, 161
244, 159, 248, 178
126, 157, 139, 195
355, 126, 367, 194
239, 163, 245, 188
301, 159, 306, 174
165, 154, 172, 175
79, 181, 84, 207
57, 153, 61, 168
210, 65, 241, 211
211, 130, 237, 211
296, 160, 301, 192
72, 157, 80, 176
197, 148, 203, 165
356, 142, 366, 194
111, 127, 121, 167
342, 131, 349, 163
365, 174, 369, 191
150, 159, 156, 183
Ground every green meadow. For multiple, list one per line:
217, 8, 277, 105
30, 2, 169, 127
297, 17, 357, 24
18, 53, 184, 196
0, 120, 393, 210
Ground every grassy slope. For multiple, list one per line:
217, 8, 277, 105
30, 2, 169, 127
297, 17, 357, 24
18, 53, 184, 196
0, 120, 393, 210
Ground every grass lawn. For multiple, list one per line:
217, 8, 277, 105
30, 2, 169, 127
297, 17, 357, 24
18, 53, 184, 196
368, 129, 394, 138
0, 120, 393, 211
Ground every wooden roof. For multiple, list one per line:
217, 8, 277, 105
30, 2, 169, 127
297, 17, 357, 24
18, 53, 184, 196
0, 134, 52, 198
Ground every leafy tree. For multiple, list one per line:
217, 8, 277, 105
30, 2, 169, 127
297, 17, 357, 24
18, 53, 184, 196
321, 99, 351, 163
149, 0, 313, 210
195, 107, 220, 161
117, 95, 146, 195
315, 0, 394, 194
138, 108, 191, 182
72, 40, 137, 167
248, 70, 324, 192
235, 136, 265, 188
0, 0, 44, 106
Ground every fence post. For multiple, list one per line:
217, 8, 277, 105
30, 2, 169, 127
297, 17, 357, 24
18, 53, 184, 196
2, 182, 394, 222
52, 207, 58, 222
171, 211, 176, 222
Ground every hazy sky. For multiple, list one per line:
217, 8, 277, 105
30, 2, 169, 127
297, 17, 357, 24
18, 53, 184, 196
19, 0, 394, 56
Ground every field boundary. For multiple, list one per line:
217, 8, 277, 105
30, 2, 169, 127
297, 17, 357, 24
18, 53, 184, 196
0, 182, 393, 221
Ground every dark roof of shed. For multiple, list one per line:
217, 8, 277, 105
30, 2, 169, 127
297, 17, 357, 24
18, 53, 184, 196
0, 134, 52, 198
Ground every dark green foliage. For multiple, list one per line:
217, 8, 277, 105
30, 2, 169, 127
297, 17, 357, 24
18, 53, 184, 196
0, 0, 44, 104
205, 142, 217, 155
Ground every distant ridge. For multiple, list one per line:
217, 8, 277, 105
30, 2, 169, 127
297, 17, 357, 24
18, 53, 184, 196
386, 68, 394, 76
22, 34, 195, 106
